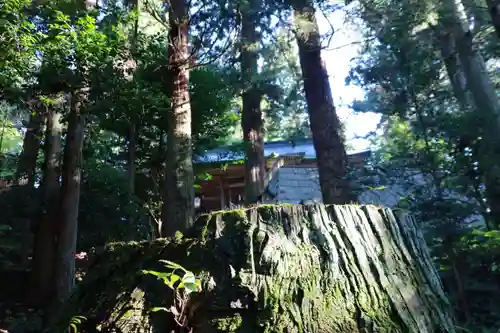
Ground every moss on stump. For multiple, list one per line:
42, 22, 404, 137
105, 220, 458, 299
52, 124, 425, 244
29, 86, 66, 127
58, 204, 455, 333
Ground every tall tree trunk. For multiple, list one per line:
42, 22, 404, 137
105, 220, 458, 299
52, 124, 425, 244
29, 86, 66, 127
486, 0, 500, 38
162, 0, 194, 236
30, 106, 62, 308
435, 29, 472, 110
292, 0, 352, 204
16, 102, 44, 186
434, 27, 494, 227
439, 0, 500, 227
240, 0, 265, 205
126, 0, 138, 199
127, 124, 137, 196
16, 101, 44, 269
151, 129, 165, 238
52, 90, 86, 315
127, 124, 137, 225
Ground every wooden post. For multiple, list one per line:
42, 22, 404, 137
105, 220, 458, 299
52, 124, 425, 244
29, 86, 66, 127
219, 177, 226, 209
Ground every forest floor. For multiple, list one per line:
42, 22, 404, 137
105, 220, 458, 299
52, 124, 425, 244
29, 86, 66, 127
0, 268, 43, 333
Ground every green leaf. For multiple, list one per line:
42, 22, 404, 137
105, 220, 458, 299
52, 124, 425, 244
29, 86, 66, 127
151, 307, 169, 312
183, 279, 202, 294
181, 271, 196, 285
367, 185, 386, 191
177, 271, 201, 293
168, 273, 181, 288
142, 269, 172, 281
159, 259, 187, 272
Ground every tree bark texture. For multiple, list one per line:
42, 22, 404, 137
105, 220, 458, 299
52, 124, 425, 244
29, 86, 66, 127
127, 124, 137, 226
162, 0, 194, 237
439, 0, 500, 227
127, 123, 137, 196
292, 0, 352, 205
434, 26, 494, 228
435, 29, 473, 110
61, 204, 455, 333
16, 101, 44, 269
53, 90, 86, 312
125, 0, 138, 198
240, 0, 265, 205
30, 107, 62, 307
16, 102, 44, 186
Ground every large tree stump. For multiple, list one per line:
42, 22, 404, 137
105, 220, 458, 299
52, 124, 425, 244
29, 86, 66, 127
59, 204, 455, 332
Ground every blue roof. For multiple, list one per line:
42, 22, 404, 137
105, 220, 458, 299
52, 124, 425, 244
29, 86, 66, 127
195, 139, 368, 163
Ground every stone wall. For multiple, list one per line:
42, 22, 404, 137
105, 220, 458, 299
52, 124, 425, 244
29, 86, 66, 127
267, 166, 322, 204
266, 166, 486, 228
267, 165, 405, 207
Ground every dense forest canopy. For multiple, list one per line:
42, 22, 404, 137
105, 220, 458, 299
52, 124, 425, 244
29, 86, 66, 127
1, 0, 500, 331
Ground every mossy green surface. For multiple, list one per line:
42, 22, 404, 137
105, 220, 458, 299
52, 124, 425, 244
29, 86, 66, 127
57, 204, 455, 333
212, 313, 243, 332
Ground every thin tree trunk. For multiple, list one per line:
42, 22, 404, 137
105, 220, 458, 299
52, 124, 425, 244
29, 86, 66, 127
240, 0, 265, 205
127, 0, 138, 196
162, 0, 194, 237
124, 0, 139, 222
125, 0, 138, 197
16, 103, 44, 186
151, 129, 165, 238
486, 0, 500, 38
16, 101, 44, 269
127, 123, 137, 225
451, 255, 470, 323
292, 0, 352, 204
127, 124, 137, 196
30, 107, 62, 308
52, 89, 86, 315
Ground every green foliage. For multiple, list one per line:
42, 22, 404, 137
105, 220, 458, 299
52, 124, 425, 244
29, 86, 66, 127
458, 230, 500, 272
190, 67, 238, 151
3, 0, 499, 330
0, 102, 24, 178
0, 120, 23, 154
68, 315, 87, 333
143, 260, 202, 330
0, 0, 39, 98
35, 2, 128, 95
0, 0, 238, 252
260, 28, 311, 141
435, 229, 500, 329
143, 260, 202, 295
0, 153, 19, 179
79, 160, 152, 249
